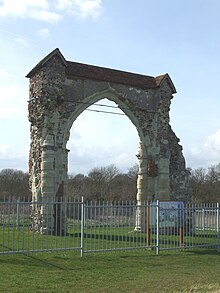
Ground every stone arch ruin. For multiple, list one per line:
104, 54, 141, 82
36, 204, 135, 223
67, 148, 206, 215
26, 48, 190, 234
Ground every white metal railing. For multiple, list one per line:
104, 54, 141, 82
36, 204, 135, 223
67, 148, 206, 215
0, 198, 219, 256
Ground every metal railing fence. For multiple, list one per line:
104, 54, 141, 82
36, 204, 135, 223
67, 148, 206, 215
0, 198, 219, 256
0, 197, 82, 254
81, 200, 157, 256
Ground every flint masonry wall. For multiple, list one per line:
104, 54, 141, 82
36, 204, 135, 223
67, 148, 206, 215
27, 48, 190, 234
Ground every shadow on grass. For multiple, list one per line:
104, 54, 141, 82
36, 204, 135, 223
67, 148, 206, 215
0, 252, 83, 271
67, 232, 218, 247
26, 254, 83, 270
67, 232, 147, 243
186, 248, 220, 255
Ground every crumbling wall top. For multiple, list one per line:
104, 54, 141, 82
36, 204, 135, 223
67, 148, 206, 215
26, 48, 176, 94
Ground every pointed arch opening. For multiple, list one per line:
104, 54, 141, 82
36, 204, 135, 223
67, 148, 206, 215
67, 98, 140, 175
65, 96, 140, 202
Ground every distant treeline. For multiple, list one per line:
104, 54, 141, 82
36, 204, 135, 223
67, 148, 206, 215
0, 168, 30, 200
0, 164, 220, 202
189, 164, 220, 202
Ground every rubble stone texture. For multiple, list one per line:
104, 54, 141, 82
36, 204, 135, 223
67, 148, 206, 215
26, 48, 190, 234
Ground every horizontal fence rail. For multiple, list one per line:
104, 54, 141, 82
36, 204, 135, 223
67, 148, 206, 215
0, 198, 219, 256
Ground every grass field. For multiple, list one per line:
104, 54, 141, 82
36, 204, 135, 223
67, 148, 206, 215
1, 224, 219, 255
0, 249, 219, 293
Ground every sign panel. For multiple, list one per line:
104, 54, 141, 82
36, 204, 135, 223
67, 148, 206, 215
150, 202, 184, 228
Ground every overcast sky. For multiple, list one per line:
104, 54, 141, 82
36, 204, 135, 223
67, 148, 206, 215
0, 0, 220, 175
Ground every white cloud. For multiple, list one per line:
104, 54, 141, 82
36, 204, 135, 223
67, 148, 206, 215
105, 152, 137, 172
68, 0, 103, 20
55, 0, 74, 10
0, 142, 28, 160
67, 143, 138, 175
0, 144, 12, 157
0, 0, 49, 17
0, 0, 61, 23
0, 0, 103, 22
15, 37, 29, 47
30, 9, 62, 23
0, 143, 29, 171
185, 129, 220, 169
203, 129, 220, 160
37, 28, 50, 38
56, 0, 104, 20
0, 143, 28, 156
0, 106, 19, 117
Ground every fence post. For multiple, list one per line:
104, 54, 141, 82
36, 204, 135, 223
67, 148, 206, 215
179, 227, 184, 247
179, 203, 184, 247
202, 208, 205, 230
156, 200, 160, 255
217, 203, 219, 253
146, 201, 150, 247
81, 196, 85, 257
16, 199, 20, 230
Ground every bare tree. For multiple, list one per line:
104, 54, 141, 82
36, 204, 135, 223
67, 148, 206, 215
67, 173, 87, 198
127, 164, 138, 181
189, 165, 220, 202
87, 165, 120, 201
0, 169, 30, 200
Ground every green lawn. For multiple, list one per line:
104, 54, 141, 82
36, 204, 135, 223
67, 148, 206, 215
1, 224, 219, 254
0, 249, 219, 293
